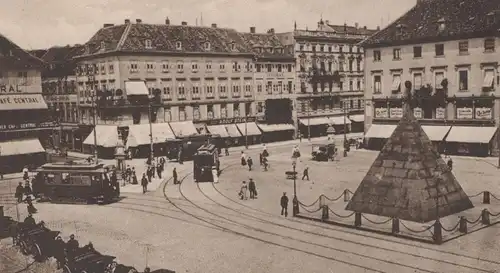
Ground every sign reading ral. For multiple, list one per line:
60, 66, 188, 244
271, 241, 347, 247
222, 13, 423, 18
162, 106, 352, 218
0, 84, 22, 93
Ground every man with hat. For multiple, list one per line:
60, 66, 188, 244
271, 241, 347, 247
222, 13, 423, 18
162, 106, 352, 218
66, 234, 79, 259
248, 178, 257, 199
54, 236, 66, 269
15, 182, 24, 203
280, 192, 289, 217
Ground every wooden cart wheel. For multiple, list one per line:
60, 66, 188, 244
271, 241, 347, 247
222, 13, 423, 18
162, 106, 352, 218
62, 265, 72, 273
32, 243, 43, 262
20, 241, 30, 255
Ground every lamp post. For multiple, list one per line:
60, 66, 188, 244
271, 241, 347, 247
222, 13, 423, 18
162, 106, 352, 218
148, 95, 154, 165
292, 159, 299, 216
245, 113, 248, 149
87, 75, 98, 164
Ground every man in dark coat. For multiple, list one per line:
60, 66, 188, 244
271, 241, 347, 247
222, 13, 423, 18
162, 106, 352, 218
248, 178, 257, 199
15, 182, 24, 203
247, 157, 253, 171
173, 168, 178, 184
280, 192, 289, 217
156, 162, 163, 179
23, 214, 36, 226
141, 174, 149, 194
54, 236, 66, 269
66, 234, 79, 260
302, 167, 309, 181
147, 167, 153, 183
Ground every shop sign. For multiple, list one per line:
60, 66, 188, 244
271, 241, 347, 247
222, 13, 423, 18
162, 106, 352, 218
435, 107, 446, 119
206, 117, 256, 126
375, 107, 388, 118
0, 121, 56, 131
475, 107, 492, 120
413, 108, 423, 119
457, 107, 473, 119
0, 84, 22, 93
44, 94, 78, 103
389, 107, 403, 118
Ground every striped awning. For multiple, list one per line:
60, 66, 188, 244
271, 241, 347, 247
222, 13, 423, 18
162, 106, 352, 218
207, 125, 230, 138
83, 125, 120, 147
0, 138, 45, 156
257, 123, 295, 132
236, 122, 261, 136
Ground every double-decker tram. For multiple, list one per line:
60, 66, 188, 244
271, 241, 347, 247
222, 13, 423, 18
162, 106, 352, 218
34, 162, 119, 204
193, 144, 220, 182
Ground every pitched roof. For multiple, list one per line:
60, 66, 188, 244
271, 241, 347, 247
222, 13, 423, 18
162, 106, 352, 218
40, 45, 85, 63
237, 32, 294, 60
345, 103, 473, 223
326, 24, 377, 36
362, 0, 500, 48
29, 49, 48, 59
0, 33, 44, 70
84, 24, 128, 55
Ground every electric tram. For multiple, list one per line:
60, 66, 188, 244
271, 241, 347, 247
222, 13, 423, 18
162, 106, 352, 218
193, 144, 220, 182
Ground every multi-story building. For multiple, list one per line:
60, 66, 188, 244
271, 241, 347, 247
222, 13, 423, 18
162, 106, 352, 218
0, 33, 52, 172
362, 0, 500, 156
32, 45, 85, 150
278, 20, 377, 137
73, 19, 295, 153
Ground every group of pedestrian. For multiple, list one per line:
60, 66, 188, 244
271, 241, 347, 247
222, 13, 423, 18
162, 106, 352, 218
240, 144, 270, 172
15, 167, 38, 214
239, 178, 257, 200
124, 166, 138, 184
140, 157, 168, 194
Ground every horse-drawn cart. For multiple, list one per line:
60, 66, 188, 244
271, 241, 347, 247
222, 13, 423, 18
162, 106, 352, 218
63, 244, 117, 273
15, 222, 60, 262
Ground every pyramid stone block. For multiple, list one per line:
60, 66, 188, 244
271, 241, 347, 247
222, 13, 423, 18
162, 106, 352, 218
346, 103, 473, 223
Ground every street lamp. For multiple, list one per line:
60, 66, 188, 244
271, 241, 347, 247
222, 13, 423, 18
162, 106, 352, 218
292, 159, 299, 216
245, 113, 248, 149
87, 74, 98, 164
148, 94, 154, 165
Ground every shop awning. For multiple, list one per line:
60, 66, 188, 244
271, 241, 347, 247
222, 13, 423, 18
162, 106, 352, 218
365, 124, 397, 139
225, 124, 242, 137
329, 116, 352, 125
126, 123, 176, 147
169, 121, 198, 137
0, 138, 45, 156
207, 125, 230, 138
236, 122, 262, 136
349, 114, 365, 122
299, 117, 330, 126
195, 123, 207, 134
0, 94, 48, 110
83, 125, 119, 147
421, 125, 451, 142
445, 126, 498, 144
125, 81, 149, 96
257, 123, 295, 132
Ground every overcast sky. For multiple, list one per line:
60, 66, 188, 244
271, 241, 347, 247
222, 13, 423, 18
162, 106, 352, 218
0, 0, 415, 49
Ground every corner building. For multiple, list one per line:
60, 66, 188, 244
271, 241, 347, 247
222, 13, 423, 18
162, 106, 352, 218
362, 0, 500, 156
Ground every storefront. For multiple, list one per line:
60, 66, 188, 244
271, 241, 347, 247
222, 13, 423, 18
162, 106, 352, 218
236, 122, 262, 146
257, 123, 294, 143
444, 126, 497, 157
169, 121, 199, 138
206, 124, 243, 147
0, 139, 47, 173
421, 125, 452, 153
329, 116, 351, 134
82, 125, 120, 159
125, 123, 176, 158
349, 114, 364, 133
298, 117, 330, 138
364, 124, 397, 150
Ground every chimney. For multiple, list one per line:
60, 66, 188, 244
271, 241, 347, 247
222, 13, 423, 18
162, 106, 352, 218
165, 17, 170, 25
355, 22, 359, 29
125, 19, 131, 24
211, 23, 217, 28
344, 23, 347, 32
181, 21, 187, 26
136, 19, 142, 24
103, 23, 114, 28
364, 26, 367, 29
250, 27, 256, 33
267, 28, 275, 34
325, 20, 329, 25
377, 26, 381, 31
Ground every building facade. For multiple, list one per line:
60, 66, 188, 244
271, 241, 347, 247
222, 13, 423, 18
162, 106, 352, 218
362, 0, 500, 156
0, 34, 52, 172
278, 20, 377, 137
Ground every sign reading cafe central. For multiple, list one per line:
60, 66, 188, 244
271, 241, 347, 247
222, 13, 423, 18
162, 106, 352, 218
0, 96, 41, 105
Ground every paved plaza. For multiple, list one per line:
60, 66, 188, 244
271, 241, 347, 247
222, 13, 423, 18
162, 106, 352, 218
2, 139, 500, 272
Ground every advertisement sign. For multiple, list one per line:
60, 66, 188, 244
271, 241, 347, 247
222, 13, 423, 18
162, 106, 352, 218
413, 108, 423, 118
475, 107, 492, 120
0, 121, 56, 131
44, 94, 78, 103
457, 107, 473, 119
389, 107, 403, 118
206, 117, 257, 126
375, 108, 388, 118
436, 108, 446, 119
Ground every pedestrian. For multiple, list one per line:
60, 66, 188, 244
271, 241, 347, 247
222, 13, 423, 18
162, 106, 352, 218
299, 133, 302, 143
26, 196, 37, 214
446, 156, 453, 171
132, 171, 138, 185
15, 182, 24, 203
247, 157, 253, 171
22, 166, 29, 181
225, 147, 229, 156
239, 181, 248, 200
66, 234, 79, 259
173, 167, 178, 184
178, 149, 183, 164
280, 192, 289, 217
125, 165, 132, 183
151, 163, 156, 178
23, 181, 32, 199
157, 162, 162, 179
302, 166, 309, 181
259, 153, 263, 166
262, 144, 269, 157
146, 167, 153, 182
240, 151, 247, 166
54, 236, 66, 269
262, 156, 269, 171
141, 174, 148, 194
23, 213, 36, 226
248, 178, 257, 199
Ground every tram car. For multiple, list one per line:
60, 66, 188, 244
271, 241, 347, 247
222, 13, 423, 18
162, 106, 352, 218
35, 162, 120, 204
311, 143, 336, 161
63, 244, 117, 273
166, 134, 224, 161
193, 144, 220, 182
15, 222, 60, 262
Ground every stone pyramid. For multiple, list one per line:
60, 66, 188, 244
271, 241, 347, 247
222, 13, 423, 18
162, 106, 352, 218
346, 102, 473, 223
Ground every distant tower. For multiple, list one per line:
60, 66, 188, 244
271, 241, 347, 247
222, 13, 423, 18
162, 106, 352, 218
294, 21, 297, 30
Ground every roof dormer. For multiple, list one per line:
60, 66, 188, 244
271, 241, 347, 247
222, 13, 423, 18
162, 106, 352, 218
204, 41, 211, 51
175, 41, 182, 50
100, 41, 106, 52
396, 24, 407, 36
145, 39, 152, 49
487, 11, 500, 25
437, 17, 446, 32
230, 42, 236, 51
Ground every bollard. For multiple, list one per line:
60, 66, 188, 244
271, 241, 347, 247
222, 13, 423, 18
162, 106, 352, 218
433, 220, 443, 244
343, 150, 348, 157
483, 191, 490, 204
391, 218, 400, 234
354, 212, 362, 227
0, 206, 3, 217
322, 205, 329, 221
481, 209, 490, 225
458, 216, 467, 233
319, 195, 324, 211
292, 196, 299, 217
343, 189, 350, 202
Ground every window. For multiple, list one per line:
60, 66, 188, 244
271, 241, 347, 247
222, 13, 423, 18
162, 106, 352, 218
435, 72, 445, 89
435, 44, 444, 56
176, 41, 182, 50
277, 64, 282, 72
299, 45, 304, 51
288, 81, 293, 94
206, 82, 214, 98
373, 50, 381, 61
256, 64, 262, 72
349, 81, 353, 91
220, 104, 227, 118
177, 82, 186, 99
100, 41, 106, 51
192, 83, 200, 99
266, 81, 272, 94
257, 102, 264, 113
459, 41, 469, 54
371, 76, 378, 93
233, 104, 240, 117
356, 60, 361, 72
287, 64, 292, 72
162, 84, 172, 99
339, 45, 343, 53
192, 61, 198, 72
219, 62, 226, 71
232, 83, 241, 97
230, 42, 236, 51
206, 61, 212, 72
193, 106, 200, 120
391, 74, 401, 93
413, 73, 422, 90
484, 38, 495, 52
277, 81, 283, 93
482, 69, 495, 90
179, 106, 186, 121
146, 62, 154, 72
100, 63, 106, 74
458, 70, 468, 91
162, 61, 169, 73
204, 42, 210, 50
109, 64, 114, 74
339, 81, 343, 91
257, 83, 262, 93
219, 82, 227, 97
130, 62, 138, 73
357, 81, 361, 90
207, 105, 214, 119
393, 48, 401, 60
266, 64, 272, 72
312, 45, 316, 53
328, 46, 332, 52
17, 71, 28, 85
320, 45, 324, 52
244, 82, 252, 96
413, 46, 422, 58
177, 61, 184, 72
349, 46, 353, 53
232, 62, 238, 72
145, 39, 152, 49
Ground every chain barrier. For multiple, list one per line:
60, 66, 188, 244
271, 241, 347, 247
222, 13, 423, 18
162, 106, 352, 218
488, 210, 500, 217
440, 221, 460, 232
361, 215, 392, 225
298, 202, 322, 213
467, 191, 485, 198
297, 197, 320, 208
321, 192, 344, 202
327, 207, 355, 218
465, 215, 482, 225
400, 221, 434, 233
490, 193, 500, 201
347, 189, 354, 195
